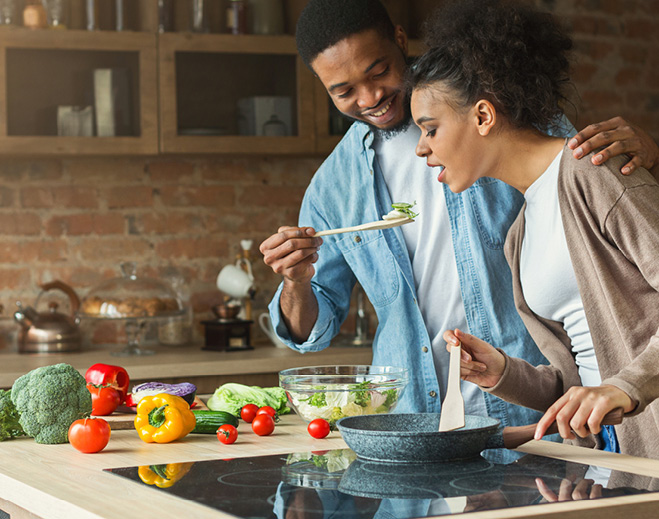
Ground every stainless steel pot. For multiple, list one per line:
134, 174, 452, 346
14, 280, 82, 353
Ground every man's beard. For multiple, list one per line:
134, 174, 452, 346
372, 103, 412, 140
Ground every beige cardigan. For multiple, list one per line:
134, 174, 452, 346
487, 143, 659, 460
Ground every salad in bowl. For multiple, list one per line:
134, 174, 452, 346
279, 365, 408, 427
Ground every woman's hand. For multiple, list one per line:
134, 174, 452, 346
443, 328, 506, 388
536, 477, 603, 502
534, 384, 635, 440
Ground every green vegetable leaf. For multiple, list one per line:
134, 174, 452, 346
206, 383, 290, 416
375, 389, 399, 413
311, 455, 329, 469
391, 201, 419, 219
307, 392, 327, 408
351, 380, 371, 407
330, 407, 344, 423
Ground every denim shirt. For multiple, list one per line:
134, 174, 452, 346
269, 120, 575, 434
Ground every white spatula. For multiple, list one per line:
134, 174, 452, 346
313, 217, 413, 237
439, 342, 466, 432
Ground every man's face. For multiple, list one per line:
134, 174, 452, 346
311, 28, 409, 131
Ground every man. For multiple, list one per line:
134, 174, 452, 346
259, 0, 659, 441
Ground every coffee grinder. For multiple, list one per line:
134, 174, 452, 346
202, 240, 256, 351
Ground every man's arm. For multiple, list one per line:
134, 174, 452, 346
259, 226, 321, 343
568, 116, 659, 179
279, 278, 319, 343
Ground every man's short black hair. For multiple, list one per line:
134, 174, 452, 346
296, 0, 395, 71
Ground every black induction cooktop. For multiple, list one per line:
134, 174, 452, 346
105, 449, 659, 518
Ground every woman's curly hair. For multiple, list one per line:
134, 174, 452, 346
410, 0, 573, 131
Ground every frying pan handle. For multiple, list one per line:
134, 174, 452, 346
499, 407, 624, 450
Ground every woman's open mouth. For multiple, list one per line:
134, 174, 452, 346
437, 166, 446, 182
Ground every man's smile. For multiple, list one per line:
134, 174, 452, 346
362, 93, 397, 122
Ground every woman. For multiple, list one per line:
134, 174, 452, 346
409, 0, 659, 459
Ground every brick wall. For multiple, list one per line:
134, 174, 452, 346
0, 0, 657, 349
541, 0, 659, 141
0, 157, 321, 347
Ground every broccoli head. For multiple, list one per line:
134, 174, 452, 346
0, 389, 25, 441
11, 363, 92, 444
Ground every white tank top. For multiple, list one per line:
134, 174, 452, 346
520, 150, 601, 387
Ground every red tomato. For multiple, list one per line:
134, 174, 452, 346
68, 418, 111, 453
216, 424, 238, 444
87, 383, 121, 416
257, 406, 279, 422
307, 419, 330, 439
251, 414, 275, 436
240, 404, 259, 423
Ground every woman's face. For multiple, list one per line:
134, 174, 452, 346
411, 85, 491, 193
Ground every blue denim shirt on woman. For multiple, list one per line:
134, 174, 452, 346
269, 119, 576, 438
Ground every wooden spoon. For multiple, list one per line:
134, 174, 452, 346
439, 342, 466, 432
313, 217, 413, 237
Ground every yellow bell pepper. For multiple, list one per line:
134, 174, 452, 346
134, 393, 196, 443
138, 463, 193, 488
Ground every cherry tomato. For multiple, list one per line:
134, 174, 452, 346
87, 383, 121, 416
307, 419, 330, 439
240, 404, 259, 423
68, 418, 111, 453
216, 424, 238, 444
256, 406, 279, 422
251, 414, 275, 436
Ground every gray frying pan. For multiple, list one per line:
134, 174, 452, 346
336, 411, 622, 463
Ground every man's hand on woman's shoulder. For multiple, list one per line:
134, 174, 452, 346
569, 116, 659, 178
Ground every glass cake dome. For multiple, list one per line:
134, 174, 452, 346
79, 262, 184, 356
80, 262, 183, 319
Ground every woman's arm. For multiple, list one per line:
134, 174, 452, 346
598, 182, 659, 411
444, 328, 567, 412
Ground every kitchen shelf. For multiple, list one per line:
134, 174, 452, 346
0, 28, 158, 155
0, 10, 426, 156
158, 32, 315, 155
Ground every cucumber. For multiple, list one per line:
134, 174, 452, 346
191, 410, 239, 434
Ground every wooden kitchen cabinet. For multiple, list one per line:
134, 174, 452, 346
0, 28, 158, 155
158, 32, 316, 154
0, 0, 429, 157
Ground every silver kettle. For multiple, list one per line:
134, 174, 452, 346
14, 280, 82, 353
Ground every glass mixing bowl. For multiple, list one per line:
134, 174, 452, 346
279, 365, 408, 427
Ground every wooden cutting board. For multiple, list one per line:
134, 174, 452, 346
93, 397, 208, 431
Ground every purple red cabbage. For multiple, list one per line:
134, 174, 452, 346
131, 382, 197, 406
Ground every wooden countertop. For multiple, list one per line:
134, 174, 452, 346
1, 411, 659, 519
0, 343, 373, 389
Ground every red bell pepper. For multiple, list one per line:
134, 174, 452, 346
85, 363, 130, 404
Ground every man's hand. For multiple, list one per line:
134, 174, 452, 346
534, 384, 634, 441
259, 226, 322, 284
259, 226, 323, 344
568, 116, 659, 175
443, 328, 505, 388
